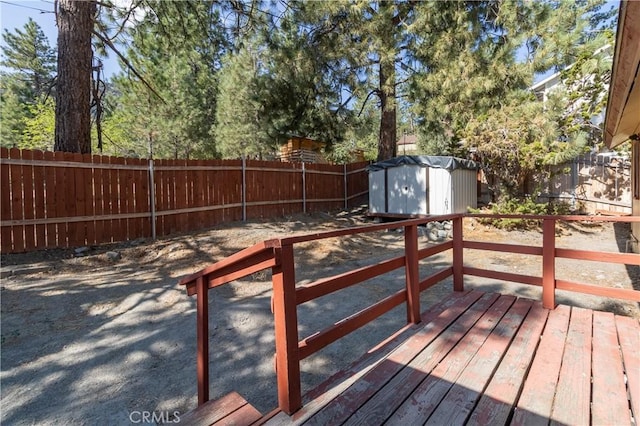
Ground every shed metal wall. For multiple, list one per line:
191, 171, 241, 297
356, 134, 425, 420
368, 158, 477, 216
369, 170, 386, 213
452, 169, 478, 214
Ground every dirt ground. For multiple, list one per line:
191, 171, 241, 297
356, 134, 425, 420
1, 206, 638, 425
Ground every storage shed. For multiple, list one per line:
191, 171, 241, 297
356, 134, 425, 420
367, 155, 479, 217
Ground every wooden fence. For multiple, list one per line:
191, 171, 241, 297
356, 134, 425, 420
0, 148, 369, 253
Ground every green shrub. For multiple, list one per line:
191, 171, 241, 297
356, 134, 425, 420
470, 196, 558, 230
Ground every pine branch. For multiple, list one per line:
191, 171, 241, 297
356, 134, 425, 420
106, 0, 144, 42
91, 29, 166, 104
358, 89, 380, 117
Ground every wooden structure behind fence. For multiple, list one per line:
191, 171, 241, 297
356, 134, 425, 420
0, 148, 369, 253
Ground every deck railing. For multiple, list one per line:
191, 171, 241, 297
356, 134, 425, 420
179, 213, 640, 415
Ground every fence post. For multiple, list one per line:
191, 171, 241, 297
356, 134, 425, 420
271, 243, 302, 414
242, 155, 247, 222
148, 159, 156, 240
452, 215, 464, 291
344, 163, 348, 210
195, 276, 209, 405
302, 162, 306, 214
542, 218, 556, 309
404, 224, 420, 324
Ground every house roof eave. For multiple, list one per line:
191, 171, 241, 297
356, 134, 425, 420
604, 1, 640, 148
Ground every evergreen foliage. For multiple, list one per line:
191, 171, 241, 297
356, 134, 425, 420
3, 0, 619, 199
214, 46, 271, 159
0, 18, 56, 148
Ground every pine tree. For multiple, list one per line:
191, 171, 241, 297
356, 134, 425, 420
0, 18, 56, 148
107, 0, 224, 158
459, 1, 615, 201
54, 0, 96, 154
214, 47, 270, 159
281, 0, 417, 161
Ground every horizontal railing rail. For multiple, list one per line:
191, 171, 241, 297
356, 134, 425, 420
179, 212, 640, 415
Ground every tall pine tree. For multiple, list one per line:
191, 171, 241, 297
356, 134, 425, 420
0, 18, 56, 148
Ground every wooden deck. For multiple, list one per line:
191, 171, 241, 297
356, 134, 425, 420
258, 290, 639, 426
178, 214, 640, 426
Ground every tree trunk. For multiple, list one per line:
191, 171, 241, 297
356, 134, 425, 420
377, 59, 397, 161
54, 0, 95, 154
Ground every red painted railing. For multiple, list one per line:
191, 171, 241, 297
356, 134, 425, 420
179, 214, 640, 415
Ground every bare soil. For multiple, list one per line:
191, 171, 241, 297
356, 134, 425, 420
1, 207, 638, 425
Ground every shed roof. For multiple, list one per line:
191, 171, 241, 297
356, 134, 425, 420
367, 155, 479, 172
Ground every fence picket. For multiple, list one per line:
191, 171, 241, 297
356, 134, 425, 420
22, 149, 36, 250
72, 152, 86, 247
1, 147, 12, 252
0, 149, 369, 252
103, 155, 113, 243
83, 154, 95, 245
32, 150, 46, 249
9, 148, 25, 251
112, 156, 126, 242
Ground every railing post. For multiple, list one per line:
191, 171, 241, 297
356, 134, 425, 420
195, 276, 209, 405
542, 218, 557, 309
452, 215, 464, 291
271, 244, 302, 414
404, 224, 421, 324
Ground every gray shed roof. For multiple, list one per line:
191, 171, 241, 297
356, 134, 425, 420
367, 155, 479, 172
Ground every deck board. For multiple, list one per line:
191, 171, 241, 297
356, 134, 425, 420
549, 307, 592, 426
466, 302, 548, 426
384, 295, 516, 426
423, 298, 533, 426
259, 292, 637, 426
511, 304, 571, 426
181, 392, 261, 426
337, 292, 501, 425
616, 315, 640, 422
591, 311, 630, 425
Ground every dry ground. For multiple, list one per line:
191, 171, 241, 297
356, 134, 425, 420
1, 207, 638, 425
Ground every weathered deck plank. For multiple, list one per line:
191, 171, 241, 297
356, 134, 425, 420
507, 304, 571, 426
550, 307, 592, 426
337, 292, 501, 425
616, 315, 640, 422
423, 298, 533, 426
384, 295, 516, 425
466, 302, 548, 426
300, 291, 495, 426
180, 392, 262, 426
255, 294, 635, 426
591, 311, 630, 425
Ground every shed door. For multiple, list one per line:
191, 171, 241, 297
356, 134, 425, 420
388, 165, 427, 215
429, 168, 452, 214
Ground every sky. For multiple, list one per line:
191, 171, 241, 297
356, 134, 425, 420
0, 0, 121, 77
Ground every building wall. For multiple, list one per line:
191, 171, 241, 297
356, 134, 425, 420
632, 142, 640, 253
